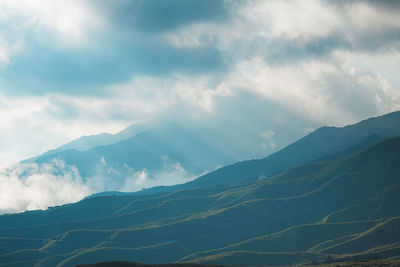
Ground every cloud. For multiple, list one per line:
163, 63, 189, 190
261, 130, 276, 150
0, 0, 227, 96
0, 93, 128, 168
0, 160, 91, 214
0, 0, 102, 45
1, 39, 225, 96
2, 0, 399, 97
0, 37, 11, 64
105, 0, 228, 33
225, 54, 400, 126
242, 0, 342, 41
122, 162, 194, 192
0, 158, 195, 214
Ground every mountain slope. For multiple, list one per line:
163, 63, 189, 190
176, 111, 400, 189
29, 124, 244, 190
19, 111, 400, 198
0, 137, 399, 266
47, 123, 232, 173
28, 122, 154, 160
26, 122, 275, 192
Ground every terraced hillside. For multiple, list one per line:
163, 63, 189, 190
78, 259, 400, 267
0, 137, 399, 266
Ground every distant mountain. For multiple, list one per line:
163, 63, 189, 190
25, 111, 400, 197
34, 122, 155, 158
175, 111, 400, 189
26, 122, 272, 192
74, 111, 400, 197
0, 137, 399, 266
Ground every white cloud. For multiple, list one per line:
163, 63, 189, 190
240, 0, 341, 42
0, 94, 128, 168
0, 0, 102, 42
166, 0, 400, 64
105, 73, 232, 118
222, 53, 400, 126
158, 0, 399, 126
0, 158, 195, 214
122, 162, 195, 192
261, 130, 276, 150
0, 0, 103, 63
0, 160, 91, 214
346, 2, 400, 31
166, 0, 342, 57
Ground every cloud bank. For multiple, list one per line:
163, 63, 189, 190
0, 159, 195, 214
0, 160, 90, 214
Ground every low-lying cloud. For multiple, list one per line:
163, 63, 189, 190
0, 159, 90, 214
122, 162, 193, 192
0, 159, 194, 214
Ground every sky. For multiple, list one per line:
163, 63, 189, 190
0, 0, 400, 168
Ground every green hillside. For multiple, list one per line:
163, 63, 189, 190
0, 137, 399, 266
76, 259, 400, 267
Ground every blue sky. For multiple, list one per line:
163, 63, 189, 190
0, 0, 400, 167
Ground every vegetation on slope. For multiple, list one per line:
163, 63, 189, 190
0, 137, 399, 266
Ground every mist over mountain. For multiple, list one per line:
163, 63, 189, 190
0, 119, 282, 214
2, 111, 400, 215
139, 111, 400, 193
0, 137, 399, 266
32, 122, 273, 184
0, 112, 400, 266
38, 122, 155, 157
1, 1, 400, 266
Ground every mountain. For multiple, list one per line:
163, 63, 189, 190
0, 137, 399, 266
21, 119, 292, 193
31, 122, 155, 158
20, 123, 267, 192
173, 111, 400, 189
21, 111, 400, 197
34, 123, 236, 175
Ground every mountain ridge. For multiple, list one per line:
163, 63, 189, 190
0, 136, 399, 266
132, 111, 400, 195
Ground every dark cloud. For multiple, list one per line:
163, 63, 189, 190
264, 35, 350, 65
327, 0, 400, 9
366, 0, 400, 9
1, 35, 224, 96
352, 28, 400, 53
0, 0, 231, 96
263, 32, 400, 66
109, 0, 228, 33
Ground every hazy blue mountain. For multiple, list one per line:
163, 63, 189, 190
28, 123, 272, 192
174, 111, 400, 189
25, 111, 400, 197
36, 122, 155, 157
0, 137, 399, 266
69, 111, 400, 197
